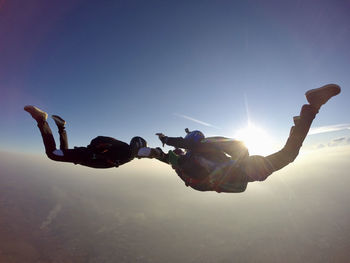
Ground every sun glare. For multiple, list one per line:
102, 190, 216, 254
234, 123, 276, 155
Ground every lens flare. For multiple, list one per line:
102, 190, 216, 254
234, 123, 275, 155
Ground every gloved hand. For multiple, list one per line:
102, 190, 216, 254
156, 133, 168, 147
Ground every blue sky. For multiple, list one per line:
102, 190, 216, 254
1, 0, 349, 153
1, 2, 350, 260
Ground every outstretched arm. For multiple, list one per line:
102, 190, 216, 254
156, 133, 198, 149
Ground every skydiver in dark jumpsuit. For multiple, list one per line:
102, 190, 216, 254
24, 106, 148, 168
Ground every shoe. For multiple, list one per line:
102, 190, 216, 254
24, 105, 48, 122
305, 84, 341, 110
52, 115, 66, 127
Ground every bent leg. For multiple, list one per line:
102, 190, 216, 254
51, 114, 68, 150
37, 120, 58, 158
36, 121, 88, 164
58, 126, 68, 150
25, 106, 90, 165
266, 104, 317, 172
241, 104, 318, 182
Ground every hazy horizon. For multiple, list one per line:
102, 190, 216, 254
1, 145, 349, 262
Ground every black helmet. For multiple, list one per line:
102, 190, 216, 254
130, 136, 147, 154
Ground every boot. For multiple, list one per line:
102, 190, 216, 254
52, 115, 66, 128
24, 105, 48, 123
305, 84, 341, 110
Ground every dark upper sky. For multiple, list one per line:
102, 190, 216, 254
1, 0, 349, 152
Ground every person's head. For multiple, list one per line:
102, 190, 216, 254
184, 130, 205, 143
130, 136, 147, 156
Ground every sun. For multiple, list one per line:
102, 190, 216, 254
234, 123, 276, 155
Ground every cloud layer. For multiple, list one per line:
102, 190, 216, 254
309, 123, 350, 135
1, 149, 350, 262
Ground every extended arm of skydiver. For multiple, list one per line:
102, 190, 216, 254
156, 134, 194, 149
156, 130, 249, 160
